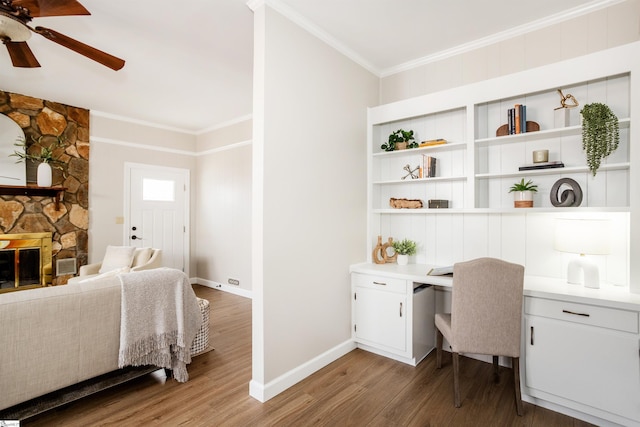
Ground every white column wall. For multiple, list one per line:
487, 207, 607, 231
250, 4, 379, 401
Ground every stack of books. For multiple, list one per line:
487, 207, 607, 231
508, 104, 527, 135
419, 139, 446, 148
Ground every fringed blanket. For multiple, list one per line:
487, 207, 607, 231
117, 268, 203, 382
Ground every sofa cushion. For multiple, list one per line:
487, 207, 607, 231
79, 267, 131, 283
99, 246, 136, 274
132, 247, 153, 268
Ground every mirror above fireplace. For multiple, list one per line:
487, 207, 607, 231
0, 113, 26, 186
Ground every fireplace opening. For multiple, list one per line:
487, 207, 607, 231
0, 232, 52, 293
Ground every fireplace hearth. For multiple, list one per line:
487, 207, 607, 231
0, 232, 52, 293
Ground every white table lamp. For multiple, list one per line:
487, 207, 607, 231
554, 219, 611, 289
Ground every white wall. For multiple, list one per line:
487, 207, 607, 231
250, 3, 379, 401
381, 0, 640, 104
195, 119, 253, 294
89, 113, 198, 273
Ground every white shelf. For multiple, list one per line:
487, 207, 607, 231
475, 163, 630, 179
373, 175, 467, 185
374, 206, 629, 215
372, 141, 466, 157
475, 118, 630, 147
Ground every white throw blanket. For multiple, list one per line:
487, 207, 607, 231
117, 268, 203, 382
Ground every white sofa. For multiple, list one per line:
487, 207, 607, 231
67, 247, 162, 284
0, 268, 208, 413
0, 275, 126, 411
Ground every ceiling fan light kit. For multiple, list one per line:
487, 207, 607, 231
0, 0, 124, 70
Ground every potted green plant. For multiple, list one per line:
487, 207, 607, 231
11, 134, 66, 187
509, 178, 538, 208
391, 238, 417, 265
381, 129, 417, 152
580, 103, 619, 176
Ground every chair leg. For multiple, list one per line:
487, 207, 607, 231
436, 329, 443, 369
512, 357, 523, 416
493, 355, 500, 383
453, 352, 461, 408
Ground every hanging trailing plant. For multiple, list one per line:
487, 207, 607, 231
580, 103, 619, 176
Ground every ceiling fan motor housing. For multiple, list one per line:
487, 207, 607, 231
0, 10, 31, 42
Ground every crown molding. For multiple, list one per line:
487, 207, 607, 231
90, 136, 198, 156
196, 114, 253, 135
91, 110, 253, 136
380, 0, 626, 77
257, 0, 381, 76
90, 110, 198, 135
250, 0, 626, 79
246, 0, 264, 12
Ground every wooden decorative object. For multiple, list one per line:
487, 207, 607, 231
372, 235, 385, 264
496, 121, 540, 137
372, 236, 398, 264
382, 237, 397, 263
389, 198, 423, 209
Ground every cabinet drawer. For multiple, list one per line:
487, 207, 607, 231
525, 297, 639, 333
352, 273, 407, 294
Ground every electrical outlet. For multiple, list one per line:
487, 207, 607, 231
228, 278, 240, 286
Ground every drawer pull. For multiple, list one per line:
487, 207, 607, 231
530, 326, 534, 345
562, 309, 590, 317
373, 281, 387, 286
399, 302, 403, 317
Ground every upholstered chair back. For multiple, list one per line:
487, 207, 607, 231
451, 257, 524, 358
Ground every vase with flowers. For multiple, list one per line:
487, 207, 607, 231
11, 134, 66, 187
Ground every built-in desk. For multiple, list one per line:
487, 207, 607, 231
350, 262, 640, 427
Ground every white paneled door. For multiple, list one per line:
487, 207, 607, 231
125, 163, 189, 273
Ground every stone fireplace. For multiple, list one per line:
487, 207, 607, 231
0, 90, 89, 285
0, 232, 52, 293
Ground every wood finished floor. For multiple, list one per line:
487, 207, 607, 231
24, 285, 594, 426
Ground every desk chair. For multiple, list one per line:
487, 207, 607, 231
435, 257, 525, 415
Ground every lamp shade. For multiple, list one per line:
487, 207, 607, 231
554, 218, 611, 255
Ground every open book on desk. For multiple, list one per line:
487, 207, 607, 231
427, 266, 453, 276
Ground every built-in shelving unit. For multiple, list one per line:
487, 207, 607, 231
365, 43, 638, 290
359, 43, 640, 426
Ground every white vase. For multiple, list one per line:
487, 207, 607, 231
37, 162, 52, 187
397, 254, 409, 265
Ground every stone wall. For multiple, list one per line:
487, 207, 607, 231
0, 90, 89, 284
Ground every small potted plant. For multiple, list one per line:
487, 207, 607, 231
381, 129, 418, 152
391, 238, 417, 265
11, 134, 66, 187
580, 102, 619, 176
509, 178, 538, 208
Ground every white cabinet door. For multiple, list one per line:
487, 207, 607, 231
525, 315, 640, 421
354, 286, 407, 353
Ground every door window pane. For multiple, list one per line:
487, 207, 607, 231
143, 178, 174, 202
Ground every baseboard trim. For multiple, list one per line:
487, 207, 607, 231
191, 277, 252, 299
249, 339, 357, 403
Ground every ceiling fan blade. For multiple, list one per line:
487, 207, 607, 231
3, 39, 41, 67
11, 0, 90, 17
35, 26, 124, 70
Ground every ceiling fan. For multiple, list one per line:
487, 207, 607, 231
0, 0, 124, 70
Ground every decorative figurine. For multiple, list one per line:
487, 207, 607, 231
555, 89, 579, 110
550, 178, 583, 207
401, 164, 420, 180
